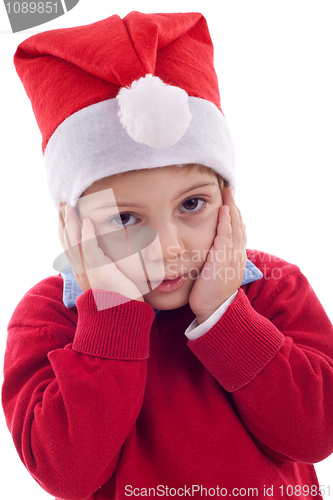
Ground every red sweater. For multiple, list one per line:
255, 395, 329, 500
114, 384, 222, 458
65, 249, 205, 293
2, 250, 333, 500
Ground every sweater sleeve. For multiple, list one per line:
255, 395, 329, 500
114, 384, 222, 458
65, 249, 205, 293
187, 256, 333, 464
1, 279, 155, 500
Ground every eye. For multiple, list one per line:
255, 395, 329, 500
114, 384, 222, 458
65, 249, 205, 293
179, 197, 206, 213
108, 213, 138, 228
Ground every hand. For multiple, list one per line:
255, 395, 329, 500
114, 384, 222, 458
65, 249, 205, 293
58, 202, 145, 302
188, 188, 247, 324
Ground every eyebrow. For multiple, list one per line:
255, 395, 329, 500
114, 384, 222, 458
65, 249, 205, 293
89, 182, 217, 211
173, 182, 217, 200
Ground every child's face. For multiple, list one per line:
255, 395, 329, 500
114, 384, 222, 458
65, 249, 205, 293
78, 164, 223, 310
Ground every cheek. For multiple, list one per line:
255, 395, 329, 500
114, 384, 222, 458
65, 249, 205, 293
186, 208, 219, 249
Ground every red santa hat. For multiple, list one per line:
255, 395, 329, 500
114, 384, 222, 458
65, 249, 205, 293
14, 11, 236, 209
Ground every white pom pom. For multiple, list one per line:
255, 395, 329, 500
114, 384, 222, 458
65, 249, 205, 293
116, 74, 192, 149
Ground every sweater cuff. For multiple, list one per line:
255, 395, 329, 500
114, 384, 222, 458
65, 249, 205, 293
73, 289, 155, 360
187, 289, 285, 392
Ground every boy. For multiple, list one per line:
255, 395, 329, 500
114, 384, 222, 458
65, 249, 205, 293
2, 11, 333, 500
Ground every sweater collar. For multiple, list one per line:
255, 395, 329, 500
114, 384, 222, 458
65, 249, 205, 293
61, 258, 263, 309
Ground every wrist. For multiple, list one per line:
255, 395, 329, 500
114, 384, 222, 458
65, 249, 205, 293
196, 312, 213, 325
195, 291, 238, 325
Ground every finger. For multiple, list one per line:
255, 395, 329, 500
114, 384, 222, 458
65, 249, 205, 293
58, 203, 73, 251
58, 202, 77, 270
58, 202, 67, 246
65, 203, 89, 273
64, 204, 82, 248
58, 219, 71, 265
59, 203, 86, 273
58, 206, 66, 249
235, 205, 247, 247
58, 208, 73, 253
81, 218, 111, 271
230, 204, 245, 251
60, 222, 85, 274
234, 203, 246, 230
214, 205, 233, 251
222, 188, 245, 251
58, 202, 65, 227
221, 186, 234, 209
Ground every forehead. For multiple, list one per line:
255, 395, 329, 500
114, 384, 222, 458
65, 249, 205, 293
82, 164, 217, 197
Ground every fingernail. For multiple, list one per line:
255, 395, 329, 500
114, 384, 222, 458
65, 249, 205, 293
83, 218, 88, 226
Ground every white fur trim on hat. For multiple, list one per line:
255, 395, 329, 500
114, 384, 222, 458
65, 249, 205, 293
44, 96, 236, 209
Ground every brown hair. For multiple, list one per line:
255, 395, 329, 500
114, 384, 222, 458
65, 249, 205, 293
79, 163, 228, 199
180, 163, 228, 192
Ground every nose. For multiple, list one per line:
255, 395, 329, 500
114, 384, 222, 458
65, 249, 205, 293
144, 222, 183, 262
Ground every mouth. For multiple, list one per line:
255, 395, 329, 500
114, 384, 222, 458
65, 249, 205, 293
164, 273, 187, 280
149, 272, 190, 293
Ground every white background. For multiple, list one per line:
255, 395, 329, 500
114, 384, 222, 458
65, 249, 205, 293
0, 1, 332, 498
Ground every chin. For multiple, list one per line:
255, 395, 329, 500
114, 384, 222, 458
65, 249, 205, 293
143, 280, 194, 310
